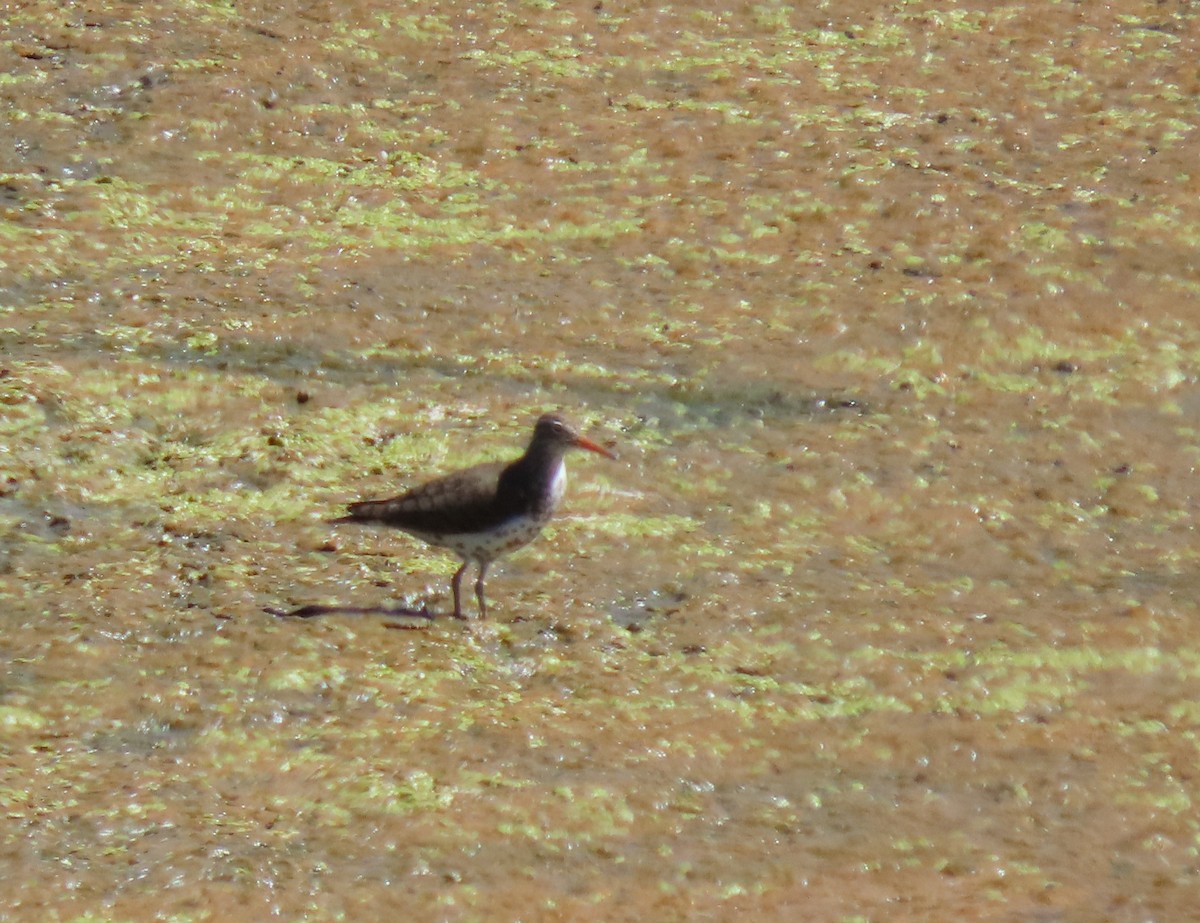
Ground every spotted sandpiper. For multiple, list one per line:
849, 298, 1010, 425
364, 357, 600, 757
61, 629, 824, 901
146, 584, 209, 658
330, 412, 616, 619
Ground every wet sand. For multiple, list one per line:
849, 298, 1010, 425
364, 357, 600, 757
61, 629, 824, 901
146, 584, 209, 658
3, 2, 1200, 920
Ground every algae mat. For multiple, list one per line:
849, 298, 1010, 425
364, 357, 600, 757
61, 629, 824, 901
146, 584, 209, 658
2, 2, 1200, 920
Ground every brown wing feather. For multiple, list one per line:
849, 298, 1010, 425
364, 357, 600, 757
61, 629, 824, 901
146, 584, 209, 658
338, 461, 520, 535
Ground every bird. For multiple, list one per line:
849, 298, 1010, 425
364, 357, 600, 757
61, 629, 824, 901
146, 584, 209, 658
330, 412, 616, 619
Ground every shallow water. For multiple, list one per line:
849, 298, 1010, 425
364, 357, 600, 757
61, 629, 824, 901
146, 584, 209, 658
3, 1, 1200, 920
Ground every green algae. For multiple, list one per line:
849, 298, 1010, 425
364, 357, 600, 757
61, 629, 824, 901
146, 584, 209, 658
2, 0, 1200, 918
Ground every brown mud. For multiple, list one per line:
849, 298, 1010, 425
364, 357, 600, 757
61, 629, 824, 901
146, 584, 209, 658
3, 1, 1200, 920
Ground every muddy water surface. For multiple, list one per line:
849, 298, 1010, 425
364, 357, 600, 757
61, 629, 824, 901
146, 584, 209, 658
3, 1, 1200, 920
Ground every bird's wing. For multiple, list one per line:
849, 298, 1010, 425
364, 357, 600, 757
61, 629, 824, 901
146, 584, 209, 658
342, 461, 517, 534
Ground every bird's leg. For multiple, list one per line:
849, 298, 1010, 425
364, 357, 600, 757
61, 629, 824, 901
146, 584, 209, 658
474, 561, 490, 619
451, 562, 468, 620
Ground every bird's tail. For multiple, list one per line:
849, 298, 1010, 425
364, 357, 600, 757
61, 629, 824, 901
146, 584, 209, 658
329, 499, 399, 525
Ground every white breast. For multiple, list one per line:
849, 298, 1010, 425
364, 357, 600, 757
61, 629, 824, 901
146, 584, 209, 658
548, 459, 567, 508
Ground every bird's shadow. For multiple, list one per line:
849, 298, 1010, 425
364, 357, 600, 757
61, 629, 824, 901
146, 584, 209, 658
265, 602, 439, 629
